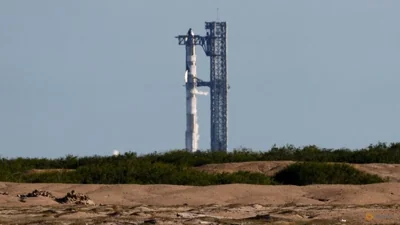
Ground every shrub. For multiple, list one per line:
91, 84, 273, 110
273, 162, 385, 185
11, 161, 275, 185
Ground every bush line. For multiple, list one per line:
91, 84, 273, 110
0, 142, 394, 185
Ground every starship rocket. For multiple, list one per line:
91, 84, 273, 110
184, 28, 199, 152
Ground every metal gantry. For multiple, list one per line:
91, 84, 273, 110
176, 21, 228, 152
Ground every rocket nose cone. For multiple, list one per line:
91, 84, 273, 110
188, 28, 194, 36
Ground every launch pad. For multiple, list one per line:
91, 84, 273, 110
176, 21, 228, 152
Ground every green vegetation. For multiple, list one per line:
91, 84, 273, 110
0, 156, 275, 185
0, 142, 397, 185
274, 162, 384, 185
140, 142, 400, 166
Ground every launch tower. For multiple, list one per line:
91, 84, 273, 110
176, 21, 228, 152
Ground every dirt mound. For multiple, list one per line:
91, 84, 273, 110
195, 161, 400, 182
352, 163, 400, 182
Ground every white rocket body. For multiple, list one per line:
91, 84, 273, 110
185, 29, 199, 152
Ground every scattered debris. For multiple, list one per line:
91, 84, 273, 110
17, 189, 54, 198
55, 190, 95, 205
16, 189, 95, 205
0, 191, 8, 195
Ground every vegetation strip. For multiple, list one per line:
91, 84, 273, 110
0, 142, 394, 185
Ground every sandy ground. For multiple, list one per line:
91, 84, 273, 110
1, 182, 400, 224
1, 161, 400, 224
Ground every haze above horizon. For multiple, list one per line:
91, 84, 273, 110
1, 0, 399, 158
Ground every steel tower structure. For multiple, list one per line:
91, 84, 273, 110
176, 21, 228, 152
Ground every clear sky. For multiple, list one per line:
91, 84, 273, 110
1, 1, 399, 158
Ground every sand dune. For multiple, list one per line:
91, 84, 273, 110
195, 161, 400, 182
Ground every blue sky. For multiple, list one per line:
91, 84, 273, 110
1, 1, 399, 158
